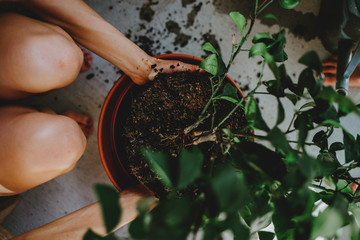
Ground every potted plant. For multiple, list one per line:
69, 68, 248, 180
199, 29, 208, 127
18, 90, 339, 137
93, 0, 360, 239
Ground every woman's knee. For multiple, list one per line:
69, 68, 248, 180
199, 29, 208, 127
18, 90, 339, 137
0, 109, 86, 194
0, 13, 83, 96
21, 113, 87, 173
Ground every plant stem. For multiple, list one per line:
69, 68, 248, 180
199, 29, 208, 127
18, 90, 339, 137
185, 0, 271, 135
215, 61, 266, 131
257, 0, 274, 14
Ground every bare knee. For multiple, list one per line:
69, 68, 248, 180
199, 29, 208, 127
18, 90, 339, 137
0, 13, 83, 97
0, 109, 86, 194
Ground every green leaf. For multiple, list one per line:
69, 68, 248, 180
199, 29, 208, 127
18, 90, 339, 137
312, 130, 328, 150
200, 53, 218, 76
250, 43, 281, 80
227, 212, 250, 240
317, 86, 360, 117
329, 142, 344, 152
268, 30, 288, 62
210, 164, 251, 213
94, 184, 121, 233
298, 51, 323, 73
202, 42, 218, 55
259, 231, 275, 240
344, 131, 355, 163
285, 93, 299, 105
215, 83, 240, 104
232, 141, 287, 180
128, 213, 151, 238
264, 80, 284, 97
215, 96, 240, 104
264, 52, 281, 80
83, 230, 119, 240
176, 147, 204, 189
230, 12, 246, 36
245, 97, 270, 131
267, 127, 291, 154
311, 208, 345, 239
316, 152, 338, 177
276, 99, 285, 125
249, 42, 267, 57
263, 14, 281, 25
298, 68, 320, 97
294, 113, 311, 148
253, 33, 271, 43
141, 147, 173, 188
83, 229, 103, 240
299, 102, 316, 111
278, 0, 301, 9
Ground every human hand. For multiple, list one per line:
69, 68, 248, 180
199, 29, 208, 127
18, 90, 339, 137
129, 57, 202, 85
323, 55, 360, 87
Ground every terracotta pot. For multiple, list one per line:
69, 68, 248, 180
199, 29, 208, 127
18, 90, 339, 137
98, 53, 245, 191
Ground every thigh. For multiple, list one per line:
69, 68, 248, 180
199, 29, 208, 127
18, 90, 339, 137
0, 105, 86, 196
0, 13, 83, 100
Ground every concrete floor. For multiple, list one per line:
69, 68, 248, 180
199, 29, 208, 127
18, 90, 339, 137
2, 0, 360, 238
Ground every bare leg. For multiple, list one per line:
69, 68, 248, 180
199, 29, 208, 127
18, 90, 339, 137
0, 105, 86, 196
0, 13, 83, 99
0, 13, 87, 195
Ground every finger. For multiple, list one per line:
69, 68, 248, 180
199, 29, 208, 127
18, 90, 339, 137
161, 61, 200, 73
148, 60, 204, 81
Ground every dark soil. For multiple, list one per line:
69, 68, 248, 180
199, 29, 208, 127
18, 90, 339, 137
118, 72, 248, 197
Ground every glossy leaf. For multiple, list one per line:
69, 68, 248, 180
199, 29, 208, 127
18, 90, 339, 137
267, 127, 291, 154
298, 51, 323, 73
312, 130, 328, 150
230, 12, 246, 36
253, 33, 271, 43
202, 42, 218, 55
294, 113, 311, 148
276, 99, 285, 125
329, 142, 344, 152
215, 83, 240, 104
263, 14, 281, 25
285, 93, 299, 105
83, 229, 103, 240
278, 0, 301, 9
249, 42, 267, 57
200, 53, 218, 76
94, 184, 121, 233
141, 147, 173, 188
177, 147, 204, 189
210, 164, 251, 213
311, 208, 345, 239
245, 97, 270, 131
226, 212, 250, 239
317, 86, 360, 117
259, 231, 275, 240
232, 141, 287, 180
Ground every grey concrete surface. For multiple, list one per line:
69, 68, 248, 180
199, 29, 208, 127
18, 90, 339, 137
2, 0, 360, 239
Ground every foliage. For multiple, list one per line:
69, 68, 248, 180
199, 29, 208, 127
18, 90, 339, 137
87, 0, 360, 239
